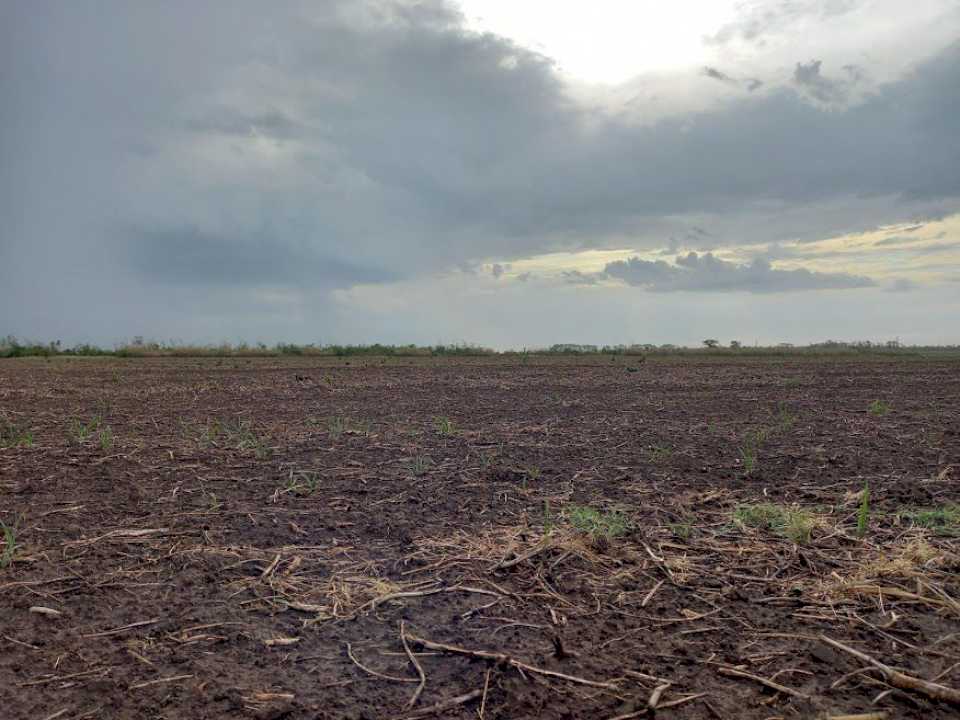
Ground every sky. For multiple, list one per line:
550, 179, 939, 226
1, 0, 959, 348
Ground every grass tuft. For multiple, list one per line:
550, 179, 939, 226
899, 505, 960, 536
564, 505, 630, 540
0, 516, 19, 568
0, 417, 33, 448
733, 503, 817, 544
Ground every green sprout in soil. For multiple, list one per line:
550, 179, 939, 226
98, 426, 114, 452
733, 503, 816, 544
434, 416, 455, 436
408, 454, 433, 477
648, 444, 673, 463
0, 516, 20, 569
565, 505, 631, 540
286, 471, 321, 497
0, 417, 33, 448
68, 415, 102, 445
857, 480, 870, 538
899, 505, 960, 536
868, 399, 891, 416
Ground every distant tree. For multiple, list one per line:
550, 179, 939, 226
702, 339, 719, 349
729, 340, 742, 349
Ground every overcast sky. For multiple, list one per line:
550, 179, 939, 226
2, 0, 958, 348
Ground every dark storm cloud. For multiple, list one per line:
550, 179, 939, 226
124, 227, 395, 287
561, 270, 602, 285
792, 59, 855, 103
604, 253, 875, 293
0, 0, 958, 342
703, 66, 764, 92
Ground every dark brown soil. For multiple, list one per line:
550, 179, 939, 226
2, 355, 959, 719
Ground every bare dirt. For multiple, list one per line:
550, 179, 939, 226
2, 354, 959, 719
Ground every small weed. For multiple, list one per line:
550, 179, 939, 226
0, 417, 33, 448
738, 428, 770, 474
68, 415, 102, 445
856, 480, 870, 538
326, 416, 368, 440
0, 516, 20, 568
774, 402, 797, 431
222, 418, 272, 459
899, 505, 960, 536
868, 399, 891, 416
668, 522, 694, 540
286, 470, 321, 497
565, 505, 630, 540
198, 419, 223, 448
327, 416, 347, 439
408, 454, 433, 477
648, 444, 673, 463
734, 503, 817, 544
434, 416, 455, 436
98, 426, 114, 452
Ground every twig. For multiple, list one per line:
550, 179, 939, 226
400, 622, 427, 709
18, 668, 112, 687
716, 665, 810, 699
641, 580, 664, 608
491, 539, 554, 570
648, 682, 670, 709
480, 668, 492, 719
365, 584, 499, 612
3, 634, 40, 650
83, 618, 160, 638
399, 688, 483, 719
41, 710, 70, 720
606, 692, 709, 719
407, 633, 617, 690
819, 634, 960, 705
826, 713, 889, 720
129, 674, 194, 689
346, 643, 418, 683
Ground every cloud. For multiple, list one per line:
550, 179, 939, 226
490, 262, 512, 278
603, 252, 876, 293
706, 0, 863, 46
886, 277, 920, 292
792, 59, 859, 104
702, 66, 764, 92
561, 269, 602, 285
0, 1, 958, 345
123, 227, 395, 287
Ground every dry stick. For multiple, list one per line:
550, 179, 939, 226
479, 668, 492, 719
400, 688, 483, 719
18, 668, 112, 687
716, 666, 810, 700
365, 585, 499, 612
827, 713, 889, 720
640, 580, 664, 608
83, 618, 160, 638
818, 634, 960, 705
41, 710, 70, 720
130, 674, 194, 689
346, 643, 418, 684
407, 633, 617, 690
491, 539, 554, 570
647, 683, 671, 709
606, 692, 709, 720
399, 621, 427, 709
3, 634, 40, 650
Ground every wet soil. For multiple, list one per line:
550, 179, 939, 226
1, 355, 959, 719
